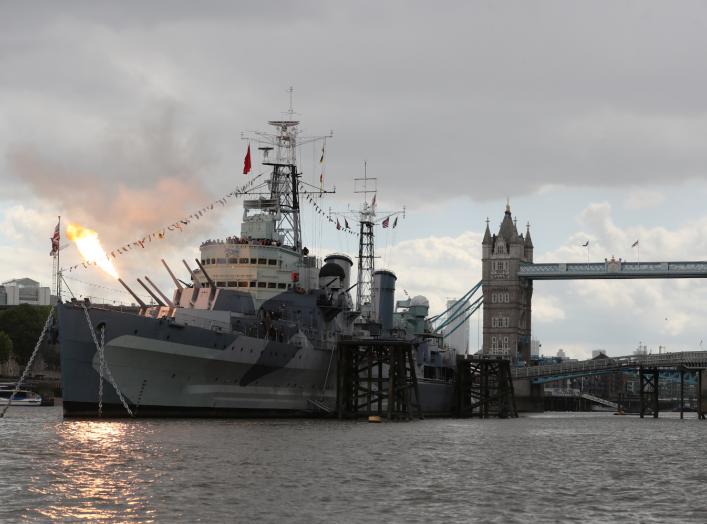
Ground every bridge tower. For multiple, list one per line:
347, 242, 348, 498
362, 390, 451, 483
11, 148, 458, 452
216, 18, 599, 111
482, 203, 533, 362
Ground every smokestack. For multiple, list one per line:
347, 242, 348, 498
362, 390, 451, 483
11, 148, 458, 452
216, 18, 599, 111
373, 269, 397, 332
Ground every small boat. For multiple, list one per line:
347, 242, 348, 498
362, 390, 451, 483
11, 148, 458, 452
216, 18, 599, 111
0, 385, 42, 406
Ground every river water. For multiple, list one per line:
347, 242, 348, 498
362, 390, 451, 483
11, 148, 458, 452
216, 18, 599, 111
1, 408, 706, 523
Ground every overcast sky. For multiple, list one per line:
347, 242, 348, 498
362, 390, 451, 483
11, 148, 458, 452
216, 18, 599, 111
2, 1, 707, 358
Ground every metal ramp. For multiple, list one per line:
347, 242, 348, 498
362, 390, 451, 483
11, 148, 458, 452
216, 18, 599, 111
580, 393, 618, 410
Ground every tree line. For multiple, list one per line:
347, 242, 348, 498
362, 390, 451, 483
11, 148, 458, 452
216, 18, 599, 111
0, 304, 59, 371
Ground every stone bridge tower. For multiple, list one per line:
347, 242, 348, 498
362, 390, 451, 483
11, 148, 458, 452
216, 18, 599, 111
482, 203, 533, 362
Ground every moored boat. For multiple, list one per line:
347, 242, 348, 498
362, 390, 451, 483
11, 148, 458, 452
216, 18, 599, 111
57, 109, 459, 418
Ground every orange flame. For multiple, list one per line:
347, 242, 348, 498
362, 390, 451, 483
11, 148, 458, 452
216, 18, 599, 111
66, 224, 119, 279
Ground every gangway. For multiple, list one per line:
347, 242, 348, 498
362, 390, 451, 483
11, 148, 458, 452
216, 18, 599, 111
580, 393, 618, 410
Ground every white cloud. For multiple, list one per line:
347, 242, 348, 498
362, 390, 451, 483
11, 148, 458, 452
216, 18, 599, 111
533, 295, 566, 323
535, 202, 707, 355
624, 189, 666, 210
375, 231, 483, 315
0, 205, 57, 243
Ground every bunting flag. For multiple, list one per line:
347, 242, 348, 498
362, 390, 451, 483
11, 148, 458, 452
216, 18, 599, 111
243, 144, 252, 175
382, 216, 390, 228
295, 180, 360, 238
62, 174, 264, 272
371, 194, 376, 208
320, 145, 325, 164
393, 216, 398, 228
50, 221, 60, 256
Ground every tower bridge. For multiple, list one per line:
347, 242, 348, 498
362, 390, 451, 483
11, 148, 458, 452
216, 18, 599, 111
479, 203, 707, 414
482, 203, 707, 363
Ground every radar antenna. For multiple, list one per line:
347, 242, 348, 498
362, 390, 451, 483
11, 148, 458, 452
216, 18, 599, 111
241, 88, 332, 254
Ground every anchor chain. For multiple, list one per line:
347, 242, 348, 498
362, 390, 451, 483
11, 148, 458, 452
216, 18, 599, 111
0, 306, 55, 418
79, 303, 134, 417
98, 325, 105, 417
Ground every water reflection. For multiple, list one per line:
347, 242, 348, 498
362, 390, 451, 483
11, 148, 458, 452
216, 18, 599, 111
28, 419, 157, 522
3, 408, 707, 522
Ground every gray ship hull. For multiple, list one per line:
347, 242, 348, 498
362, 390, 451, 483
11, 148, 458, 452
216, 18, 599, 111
57, 303, 454, 418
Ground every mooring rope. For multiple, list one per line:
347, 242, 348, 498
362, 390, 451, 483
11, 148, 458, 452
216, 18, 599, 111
0, 306, 55, 419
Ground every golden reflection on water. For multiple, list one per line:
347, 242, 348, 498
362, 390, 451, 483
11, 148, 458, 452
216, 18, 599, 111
29, 420, 156, 522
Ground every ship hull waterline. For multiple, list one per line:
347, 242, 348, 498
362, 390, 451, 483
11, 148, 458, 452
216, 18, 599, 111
58, 304, 454, 418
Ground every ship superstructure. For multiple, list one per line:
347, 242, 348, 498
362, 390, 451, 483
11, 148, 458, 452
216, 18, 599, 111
56, 110, 461, 418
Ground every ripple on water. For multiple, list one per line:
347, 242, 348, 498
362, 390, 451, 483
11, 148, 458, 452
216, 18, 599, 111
1, 408, 707, 522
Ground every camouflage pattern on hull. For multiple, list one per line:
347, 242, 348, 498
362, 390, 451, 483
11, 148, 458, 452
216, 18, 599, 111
58, 298, 456, 418
58, 302, 337, 417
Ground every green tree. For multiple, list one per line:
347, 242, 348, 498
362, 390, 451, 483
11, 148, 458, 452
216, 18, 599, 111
0, 305, 52, 366
0, 331, 12, 364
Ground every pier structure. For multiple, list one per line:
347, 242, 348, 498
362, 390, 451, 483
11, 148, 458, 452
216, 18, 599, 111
455, 355, 517, 418
335, 338, 423, 420
512, 351, 707, 418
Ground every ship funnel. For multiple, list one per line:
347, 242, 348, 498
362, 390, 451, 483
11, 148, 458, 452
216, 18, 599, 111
373, 269, 397, 332
324, 254, 353, 289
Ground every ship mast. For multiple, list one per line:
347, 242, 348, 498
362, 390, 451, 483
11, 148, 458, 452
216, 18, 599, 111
354, 165, 377, 315
243, 88, 332, 254
263, 119, 302, 252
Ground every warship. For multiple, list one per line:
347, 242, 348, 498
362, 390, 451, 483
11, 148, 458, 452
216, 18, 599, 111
57, 112, 461, 417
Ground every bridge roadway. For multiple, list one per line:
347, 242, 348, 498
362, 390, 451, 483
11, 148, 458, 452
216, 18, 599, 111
511, 351, 707, 383
518, 260, 707, 280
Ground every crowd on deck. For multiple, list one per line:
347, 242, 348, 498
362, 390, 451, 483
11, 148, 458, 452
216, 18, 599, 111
201, 236, 283, 248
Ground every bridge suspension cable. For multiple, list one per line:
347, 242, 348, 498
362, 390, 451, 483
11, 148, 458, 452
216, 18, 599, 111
442, 297, 484, 340
428, 281, 482, 323
435, 294, 483, 332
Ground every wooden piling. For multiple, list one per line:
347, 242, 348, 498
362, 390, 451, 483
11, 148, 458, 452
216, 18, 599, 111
680, 368, 684, 420
336, 338, 423, 421
455, 355, 518, 418
699, 370, 706, 420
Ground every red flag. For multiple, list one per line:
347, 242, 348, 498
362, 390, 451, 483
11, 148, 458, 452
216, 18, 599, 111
243, 144, 252, 175
336, 218, 341, 230
382, 216, 390, 228
50, 221, 60, 256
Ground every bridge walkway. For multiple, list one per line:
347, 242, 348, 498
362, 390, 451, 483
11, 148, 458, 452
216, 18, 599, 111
512, 351, 707, 381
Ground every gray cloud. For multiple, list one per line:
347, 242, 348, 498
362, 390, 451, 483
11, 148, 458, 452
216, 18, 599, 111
3, 2, 707, 209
